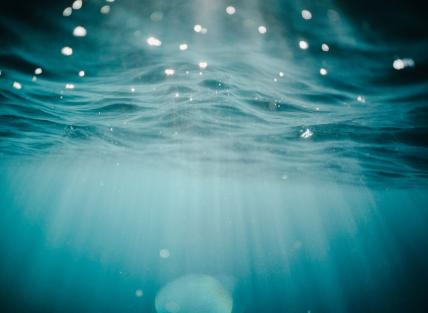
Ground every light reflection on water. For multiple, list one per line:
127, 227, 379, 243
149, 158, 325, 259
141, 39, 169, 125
0, 0, 426, 183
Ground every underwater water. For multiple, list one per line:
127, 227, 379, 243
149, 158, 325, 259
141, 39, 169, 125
1, 0, 428, 312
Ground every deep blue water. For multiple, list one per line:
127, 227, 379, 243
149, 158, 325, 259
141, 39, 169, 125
1, 0, 428, 312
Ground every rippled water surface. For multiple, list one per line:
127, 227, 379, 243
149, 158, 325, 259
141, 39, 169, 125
1, 0, 428, 312
1, 0, 427, 182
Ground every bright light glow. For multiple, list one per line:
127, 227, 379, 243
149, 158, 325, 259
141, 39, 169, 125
61, 46, 73, 56
34, 68, 43, 75
258, 25, 267, 34
65, 83, 75, 89
73, 26, 87, 37
393, 58, 415, 70
321, 43, 330, 52
155, 275, 233, 313
164, 68, 175, 76
299, 40, 309, 49
131, 87, 135, 93
79, 70, 85, 77
357, 95, 366, 103
198, 61, 208, 69
179, 43, 188, 51
100, 5, 111, 14
393, 59, 404, 70
72, 0, 82, 10
193, 24, 202, 32
63, 7, 72, 17
279, 72, 284, 77
301, 128, 313, 139
226, 6, 236, 15
320, 68, 328, 75
301, 9, 312, 20
13, 81, 22, 90
146, 36, 162, 47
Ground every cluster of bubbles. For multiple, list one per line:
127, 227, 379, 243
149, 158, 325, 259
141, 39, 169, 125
3, 0, 114, 93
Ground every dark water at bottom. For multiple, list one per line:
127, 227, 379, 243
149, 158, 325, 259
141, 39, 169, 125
0, 155, 427, 313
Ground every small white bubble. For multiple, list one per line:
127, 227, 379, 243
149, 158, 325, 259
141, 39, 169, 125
34, 68, 43, 75
278, 72, 284, 77
63, 7, 72, 17
198, 61, 208, 69
301, 128, 313, 139
135, 289, 144, 298
321, 43, 330, 52
160, 249, 170, 258
146, 36, 162, 46
299, 40, 309, 50
79, 70, 85, 77
393, 59, 404, 70
393, 58, 415, 70
164, 68, 175, 76
193, 24, 202, 33
72, 0, 82, 10
320, 68, 328, 75
100, 5, 111, 14
301, 9, 312, 20
179, 43, 188, 51
73, 26, 87, 37
258, 25, 267, 34
357, 95, 366, 103
13, 81, 22, 90
61, 46, 73, 56
131, 87, 135, 93
65, 83, 75, 89
226, 6, 236, 15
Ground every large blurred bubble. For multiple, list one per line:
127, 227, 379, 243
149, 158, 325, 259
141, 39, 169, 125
155, 275, 233, 313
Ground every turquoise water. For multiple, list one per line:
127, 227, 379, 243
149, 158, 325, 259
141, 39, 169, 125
1, 0, 428, 312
